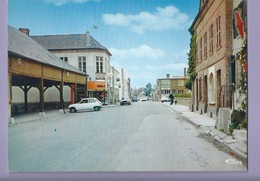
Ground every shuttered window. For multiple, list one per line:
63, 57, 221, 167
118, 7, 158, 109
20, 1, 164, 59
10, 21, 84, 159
216, 15, 221, 49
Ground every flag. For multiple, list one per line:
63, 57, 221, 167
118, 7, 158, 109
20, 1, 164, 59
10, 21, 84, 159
235, 10, 244, 39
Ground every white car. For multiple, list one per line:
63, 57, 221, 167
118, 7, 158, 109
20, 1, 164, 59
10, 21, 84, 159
120, 98, 131, 105
69, 98, 102, 113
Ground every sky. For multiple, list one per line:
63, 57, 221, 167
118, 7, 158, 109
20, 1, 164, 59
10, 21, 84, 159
8, 0, 200, 88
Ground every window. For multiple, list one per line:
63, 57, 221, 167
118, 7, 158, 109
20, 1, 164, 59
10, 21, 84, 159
178, 90, 184, 94
199, 37, 203, 62
178, 80, 184, 86
78, 56, 86, 73
203, 32, 207, 59
216, 15, 221, 49
89, 98, 95, 103
209, 24, 214, 55
96, 56, 103, 73
60, 57, 68, 63
161, 90, 170, 94
161, 80, 170, 87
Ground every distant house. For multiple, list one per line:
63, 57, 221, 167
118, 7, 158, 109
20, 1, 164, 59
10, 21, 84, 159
189, 0, 234, 118
32, 31, 112, 104
157, 73, 188, 102
8, 26, 87, 121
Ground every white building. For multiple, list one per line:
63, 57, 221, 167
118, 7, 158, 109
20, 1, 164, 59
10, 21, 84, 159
32, 31, 112, 104
118, 68, 131, 100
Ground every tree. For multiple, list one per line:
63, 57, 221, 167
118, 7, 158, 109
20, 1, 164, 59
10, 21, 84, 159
145, 83, 152, 96
185, 78, 192, 90
187, 32, 197, 81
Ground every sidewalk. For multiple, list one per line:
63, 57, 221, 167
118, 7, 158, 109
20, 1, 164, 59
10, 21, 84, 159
10, 104, 120, 125
163, 102, 247, 165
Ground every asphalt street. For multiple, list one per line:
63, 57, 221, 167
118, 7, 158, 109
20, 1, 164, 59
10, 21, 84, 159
8, 102, 247, 172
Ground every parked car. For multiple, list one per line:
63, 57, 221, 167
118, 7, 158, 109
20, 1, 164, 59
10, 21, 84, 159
68, 98, 102, 113
132, 96, 138, 102
120, 98, 131, 105
161, 96, 170, 103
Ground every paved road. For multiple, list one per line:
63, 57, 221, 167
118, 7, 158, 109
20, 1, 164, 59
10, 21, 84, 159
8, 102, 247, 172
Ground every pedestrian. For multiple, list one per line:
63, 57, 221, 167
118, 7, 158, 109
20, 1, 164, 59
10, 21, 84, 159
169, 93, 174, 105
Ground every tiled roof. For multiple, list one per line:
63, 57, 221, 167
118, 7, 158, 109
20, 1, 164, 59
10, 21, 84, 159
157, 76, 187, 80
31, 33, 112, 56
8, 25, 87, 76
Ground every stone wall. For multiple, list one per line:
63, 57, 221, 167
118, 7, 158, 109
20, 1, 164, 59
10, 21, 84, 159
215, 108, 232, 134
174, 97, 191, 107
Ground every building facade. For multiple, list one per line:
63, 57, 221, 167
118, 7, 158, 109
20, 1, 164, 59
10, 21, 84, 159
157, 74, 188, 102
118, 68, 131, 101
231, 0, 247, 111
32, 31, 112, 104
8, 26, 87, 121
189, 0, 234, 118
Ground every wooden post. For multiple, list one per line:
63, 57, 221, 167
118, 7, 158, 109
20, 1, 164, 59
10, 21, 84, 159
20, 85, 32, 112
60, 70, 65, 113
8, 60, 13, 124
39, 78, 44, 113
74, 83, 78, 103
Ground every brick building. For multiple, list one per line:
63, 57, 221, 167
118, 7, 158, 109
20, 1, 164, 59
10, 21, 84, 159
157, 72, 188, 103
189, 0, 234, 118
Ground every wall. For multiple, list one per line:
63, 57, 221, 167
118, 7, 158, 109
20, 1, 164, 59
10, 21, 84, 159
215, 108, 232, 134
53, 50, 110, 81
192, 0, 233, 119
174, 97, 191, 107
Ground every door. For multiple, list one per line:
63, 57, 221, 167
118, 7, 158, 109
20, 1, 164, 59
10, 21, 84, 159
79, 99, 89, 110
204, 75, 208, 113
216, 70, 221, 114
88, 98, 97, 110
196, 79, 199, 111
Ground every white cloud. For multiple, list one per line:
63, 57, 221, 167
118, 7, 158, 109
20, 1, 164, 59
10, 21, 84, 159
109, 44, 165, 59
41, 0, 99, 6
103, 5, 190, 34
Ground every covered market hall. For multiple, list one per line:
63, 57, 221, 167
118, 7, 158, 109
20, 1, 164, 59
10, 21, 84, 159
8, 26, 88, 123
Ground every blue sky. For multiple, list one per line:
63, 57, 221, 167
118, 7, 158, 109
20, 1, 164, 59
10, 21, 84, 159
8, 0, 200, 88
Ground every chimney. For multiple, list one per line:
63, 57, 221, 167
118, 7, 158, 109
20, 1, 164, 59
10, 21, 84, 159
86, 30, 91, 47
184, 67, 187, 77
19, 28, 30, 36
166, 74, 170, 78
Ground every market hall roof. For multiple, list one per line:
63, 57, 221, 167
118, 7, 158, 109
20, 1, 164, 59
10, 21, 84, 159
8, 25, 87, 76
31, 32, 112, 56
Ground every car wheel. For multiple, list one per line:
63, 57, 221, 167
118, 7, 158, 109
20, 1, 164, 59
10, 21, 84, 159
94, 106, 100, 111
70, 107, 77, 113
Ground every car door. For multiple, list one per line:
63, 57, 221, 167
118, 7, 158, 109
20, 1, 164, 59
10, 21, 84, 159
79, 99, 88, 110
87, 98, 96, 110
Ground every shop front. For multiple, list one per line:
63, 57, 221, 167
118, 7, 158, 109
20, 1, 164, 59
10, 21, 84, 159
87, 81, 107, 105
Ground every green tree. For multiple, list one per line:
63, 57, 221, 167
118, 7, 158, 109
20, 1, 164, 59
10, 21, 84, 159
145, 83, 152, 96
187, 32, 197, 81
185, 78, 192, 90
